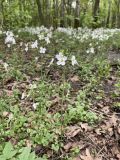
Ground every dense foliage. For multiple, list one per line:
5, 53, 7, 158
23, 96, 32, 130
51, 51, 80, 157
0, 0, 120, 29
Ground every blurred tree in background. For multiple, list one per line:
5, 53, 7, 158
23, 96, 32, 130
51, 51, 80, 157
0, 0, 120, 29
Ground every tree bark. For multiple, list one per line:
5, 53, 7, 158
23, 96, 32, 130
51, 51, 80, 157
106, 0, 111, 27
67, 0, 72, 27
116, 0, 120, 28
74, 0, 80, 28
93, 0, 100, 27
0, 0, 4, 29
45, 0, 50, 27
36, 0, 44, 26
60, 0, 65, 27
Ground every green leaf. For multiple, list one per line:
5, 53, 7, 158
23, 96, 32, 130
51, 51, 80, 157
3, 142, 17, 159
51, 143, 59, 152
0, 155, 6, 160
28, 152, 36, 160
3, 142, 13, 155
19, 147, 31, 160
6, 150, 17, 159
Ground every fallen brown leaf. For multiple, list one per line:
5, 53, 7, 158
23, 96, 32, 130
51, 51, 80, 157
95, 128, 102, 135
65, 126, 81, 138
5, 90, 13, 96
80, 123, 92, 132
101, 106, 110, 114
73, 157, 80, 160
64, 142, 72, 151
111, 146, 120, 158
70, 75, 79, 82
117, 126, 120, 134
110, 114, 118, 126
108, 127, 113, 136
80, 148, 93, 160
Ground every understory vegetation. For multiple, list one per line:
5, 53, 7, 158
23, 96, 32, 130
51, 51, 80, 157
0, 0, 120, 29
0, 27, 120, 159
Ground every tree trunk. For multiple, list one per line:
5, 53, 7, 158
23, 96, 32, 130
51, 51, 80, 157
36, 0, 44, 26
53, 0, 59, 28
67, 0, 72, 27
45, 0, 50, 27
106, 0, 111, 27
93, 0, 100, 27
0, 0, 4, 29
116, 0, 120, 28
74, 0, 80, 28
60, 0, 65, 27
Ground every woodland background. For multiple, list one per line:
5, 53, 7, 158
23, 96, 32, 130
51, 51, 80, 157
0, 0, 120, 29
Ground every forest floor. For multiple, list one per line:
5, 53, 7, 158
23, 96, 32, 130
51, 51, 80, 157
0, 28, 120, 160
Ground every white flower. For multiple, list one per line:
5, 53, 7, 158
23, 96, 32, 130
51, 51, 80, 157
39, 47, 46, 54
35, 57, 39, 61
90, 47, 94, 53
25, 47, 28, 52
72, 1, 76, 9
45, 37, 50, 44
9, 113, 13, 120
89, 43, 92, 46
38, 34, 44, 40
56, 52, 67, 66
25, 43, 28, 52
7, 44, 11, 48
20, 42, 23, 47
3, 63, 9, 71
71, 55, 78, 66
31, 40, 38, 48
21, 92, 26, 100
86, 50, 89, 54
6, 31, 14, 37
5, 31, 16, 46
33, 103, 39, 110
48, 58, 54, 67
29, 83, 37, 89
86, 47, 95, 54
55, 52, 63, 60
5, 36, 16, 45
47, 32, 52, 38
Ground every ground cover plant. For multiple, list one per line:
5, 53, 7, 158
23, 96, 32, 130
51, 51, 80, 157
0, 27, 120, 160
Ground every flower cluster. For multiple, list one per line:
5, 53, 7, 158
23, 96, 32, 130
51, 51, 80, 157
56, 52, 67, 66
86, 47, 95, 54
31, 40, 38, 49
55, 52, 78, 66
5, 31, 16, 47
3, 26, 120, 69
39, 47, 46, 54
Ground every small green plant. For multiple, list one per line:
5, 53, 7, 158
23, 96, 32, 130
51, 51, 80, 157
113, 102, 120, 109
0, 142, 41, 160
115, 81, 120, 89
0, 142, 17, 160
64, 90, 98, 124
